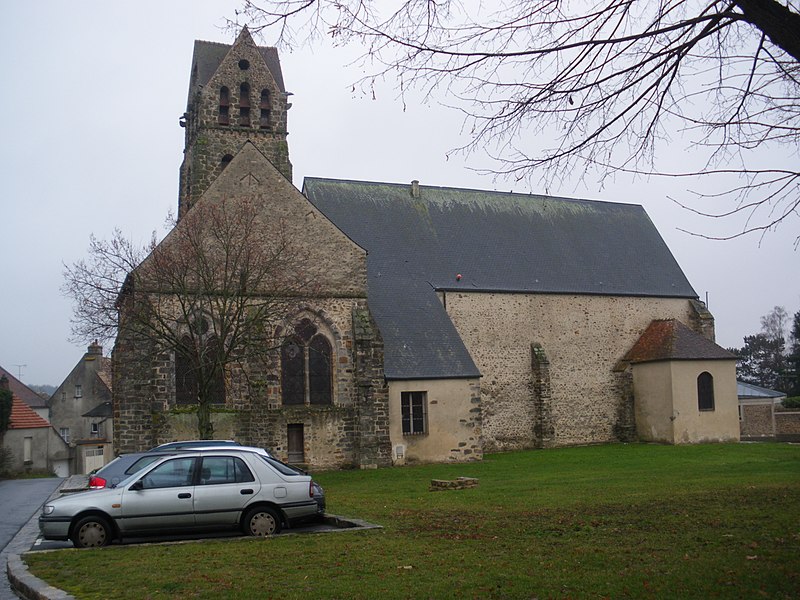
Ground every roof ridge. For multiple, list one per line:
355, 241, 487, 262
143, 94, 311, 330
303, 176, 638, 208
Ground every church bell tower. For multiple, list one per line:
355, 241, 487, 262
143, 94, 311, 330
178, 27, 292, 218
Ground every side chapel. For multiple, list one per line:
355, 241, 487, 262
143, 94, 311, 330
113, 28, 739, 469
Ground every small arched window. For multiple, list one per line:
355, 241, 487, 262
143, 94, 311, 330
697, 371, 715, 411
218, 87, 230, 125
281, 318, 333, 406
239, 83, 251, 126
220, 154, 233, 170
259, 89, 271, 130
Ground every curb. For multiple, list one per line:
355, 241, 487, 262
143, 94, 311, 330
6, 555, 73, 600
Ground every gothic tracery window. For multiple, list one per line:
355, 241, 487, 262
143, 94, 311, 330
281, 318, 332, 406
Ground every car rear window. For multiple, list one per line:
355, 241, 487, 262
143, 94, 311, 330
126, 455, 166, 475
260, 455, 306, 476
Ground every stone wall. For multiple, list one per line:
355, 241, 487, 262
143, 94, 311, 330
114, 296, 391, 469
775, 409, 800, 441
740, 403, 775, 438
443, 291, 699, 450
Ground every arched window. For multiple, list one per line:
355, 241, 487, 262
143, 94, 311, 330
175, 334, 226, 405
239, 83, 251, 126
220, 154, 233, 170
281, 337, 305, 406
259, 89, 271, 129
218, 87, 230, 125
281, 318, 333, 406
309, 335, 332, 405
697, 371, 714, 411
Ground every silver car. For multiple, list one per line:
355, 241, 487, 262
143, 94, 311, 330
39, 449, 323, 548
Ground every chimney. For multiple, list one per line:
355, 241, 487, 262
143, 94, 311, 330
410, 180, 420, 198
87, 340, 103, 356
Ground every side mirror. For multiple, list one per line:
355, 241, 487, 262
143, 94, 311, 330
129, 480, 144, 491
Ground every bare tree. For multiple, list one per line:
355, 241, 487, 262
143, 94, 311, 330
64, 197, 316, 438
760, 304, 790, 341
236, 0, 800, 243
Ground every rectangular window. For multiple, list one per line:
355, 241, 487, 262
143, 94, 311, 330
91, 422, 100, 436
61, 390, 66, 402
401, 391, 427, 435
59, 427, 70, 443
74, 384, 82, 398
23, 437, 32, 463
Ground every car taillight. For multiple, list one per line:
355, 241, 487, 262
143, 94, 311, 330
309, 481, 315, 498
88, 475, 107, 489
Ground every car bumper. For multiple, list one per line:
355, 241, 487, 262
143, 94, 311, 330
38, 515, 71, 541
282, 500, 322, 523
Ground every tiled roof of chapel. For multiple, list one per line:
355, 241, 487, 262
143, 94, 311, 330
624, 319, 735, 364
303, 178, 699, 379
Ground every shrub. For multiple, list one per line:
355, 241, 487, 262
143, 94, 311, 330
0, 447, 13, 478
782, 396, 800, 409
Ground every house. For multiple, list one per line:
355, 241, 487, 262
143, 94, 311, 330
112, 28, 739, 468
0, 365, 48, 420
1, 375, 70, 476
48, 342, 113, 474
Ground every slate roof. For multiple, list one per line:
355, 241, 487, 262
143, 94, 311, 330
0, 366, 47, 408
624, 319, 735, 364
303, 178, 699, 379
737, 381, 786, 400
187, 36, 285, 108
82, 401, 113, 418
9, 397, 51, 429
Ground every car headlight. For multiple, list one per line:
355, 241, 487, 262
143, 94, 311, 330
42, 505, 54, 515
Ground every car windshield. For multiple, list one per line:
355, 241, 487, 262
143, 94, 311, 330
260, 455, 306, 476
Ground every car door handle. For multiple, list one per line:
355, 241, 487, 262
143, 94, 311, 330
240, 489, 254, 495
178, 493, 192, 499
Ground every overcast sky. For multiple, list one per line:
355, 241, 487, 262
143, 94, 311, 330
2, 1, 798, 386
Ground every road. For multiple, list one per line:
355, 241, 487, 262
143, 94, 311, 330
0, 478, 63, 600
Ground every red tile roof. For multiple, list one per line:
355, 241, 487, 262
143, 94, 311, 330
623, 319, 735, 364
9, 397, 51, 429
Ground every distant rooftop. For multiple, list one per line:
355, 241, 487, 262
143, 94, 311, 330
737, 380, 787, 400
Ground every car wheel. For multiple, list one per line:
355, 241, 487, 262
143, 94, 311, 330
71, 516, 112, 548
243, 506, 282, 536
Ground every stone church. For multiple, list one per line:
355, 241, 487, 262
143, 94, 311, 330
113, 28, 739, 469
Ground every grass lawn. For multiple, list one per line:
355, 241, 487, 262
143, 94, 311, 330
25, 443, 800, 599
